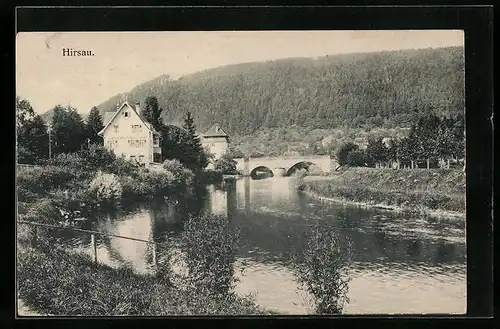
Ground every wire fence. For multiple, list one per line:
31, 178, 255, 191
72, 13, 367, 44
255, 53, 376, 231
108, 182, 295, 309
17, 220, 159, 270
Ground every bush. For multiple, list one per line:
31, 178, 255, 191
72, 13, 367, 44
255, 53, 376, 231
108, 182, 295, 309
18, 198, 62, 225
121, 167, 193, 199
44, 146, 138, 178
17, 165, 86, 200
106, 156, 139, 178
17, 245, 269, 315
346, 149, 367, 167
163, 158, 184, 173
214, 153, 238, 175
336, 142, 359, 166
44, 153, 87, 170
88, 171, 122, 203
293, 224, 352, 314
78, 144, 117, 169
198, 170, 223, 185
163, 159, 195, 187
180, 214, 240, 298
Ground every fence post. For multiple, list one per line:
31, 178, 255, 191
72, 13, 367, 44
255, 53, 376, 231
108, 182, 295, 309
152, 242, 158, 269
91, 234, 98, 264
32, 226, 38, 247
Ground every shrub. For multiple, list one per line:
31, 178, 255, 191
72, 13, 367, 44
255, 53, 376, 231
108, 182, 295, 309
163, 159, 195, 187
17, 245, 268, 315
88, 171, 123, 203
78, 144, 117, 169
43, 152, 87, 169
180, 214, 240, 298
293, 224, 352, 314
214, 153, 238, 175
346, 150, 367, 167
163, 158, 184, 173
106, 156, 139, 178
17, 165, 85, 200
43, 146, 138, 178
198, 170, 223, 185
336, 142, 359, 166
18, 198, 62, 225
141, 170, 176, 195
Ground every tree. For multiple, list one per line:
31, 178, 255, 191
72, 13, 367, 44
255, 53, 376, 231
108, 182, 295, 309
365, 137, 389, 167
51, 105, 86, 154
85, 106, 104, 146
214, 153, 238, 174
336, 142, 359, 166
181, 111, 209, 171
141, 96, 163, 131
18, 115, 49, 164
16, 96, 35, 133
16, 97, 48, 164
450, 113, 465, 160
160, 125, 189, 163
346, 149, 367, 167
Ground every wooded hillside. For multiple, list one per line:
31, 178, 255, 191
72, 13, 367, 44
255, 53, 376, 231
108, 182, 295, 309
95, 46, 464, 135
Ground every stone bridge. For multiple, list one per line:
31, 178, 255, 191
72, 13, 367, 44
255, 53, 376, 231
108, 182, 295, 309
234, 155, 334, 177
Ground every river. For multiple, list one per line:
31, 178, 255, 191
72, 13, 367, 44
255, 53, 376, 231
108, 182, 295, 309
52, 176, 466, 315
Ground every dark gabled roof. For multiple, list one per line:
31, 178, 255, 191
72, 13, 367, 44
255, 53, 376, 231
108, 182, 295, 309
203, 124, 228, 137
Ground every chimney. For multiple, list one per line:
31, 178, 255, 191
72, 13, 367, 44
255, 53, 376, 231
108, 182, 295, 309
135, 102, 141, 113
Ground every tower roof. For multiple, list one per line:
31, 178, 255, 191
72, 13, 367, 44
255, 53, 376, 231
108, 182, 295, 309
203, 124, 228, 137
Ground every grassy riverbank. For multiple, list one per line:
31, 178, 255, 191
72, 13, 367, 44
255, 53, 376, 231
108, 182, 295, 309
16, 222, 270, 316
299, 168, 465, 217
17, 245, 268, 316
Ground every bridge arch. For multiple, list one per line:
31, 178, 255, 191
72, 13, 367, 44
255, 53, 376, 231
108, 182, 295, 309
285, 161, 325, 177
250, 166, 274, 180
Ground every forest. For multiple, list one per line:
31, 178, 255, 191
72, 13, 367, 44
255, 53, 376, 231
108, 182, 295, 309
36, 46, 464, 159
95, 46, 464, 134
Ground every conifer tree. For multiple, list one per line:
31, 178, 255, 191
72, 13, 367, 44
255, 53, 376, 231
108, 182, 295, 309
85, 106, 104, 145
182, 111, 209, 171
142, 96, 163, 131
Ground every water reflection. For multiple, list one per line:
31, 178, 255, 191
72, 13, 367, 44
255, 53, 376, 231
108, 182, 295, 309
49, 176, 466, 314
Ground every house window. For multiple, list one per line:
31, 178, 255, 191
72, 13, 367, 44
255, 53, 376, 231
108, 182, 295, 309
132, 124, 142, 132
124, 112, 129, 117
113, 125, 119, 133
129, 139, 146, 148
107, 139, 118, 148
216, 126, 221, 132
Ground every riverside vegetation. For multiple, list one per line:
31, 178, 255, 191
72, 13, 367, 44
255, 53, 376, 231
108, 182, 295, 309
17, 214, 270, 316
299, 168, 465, 217
16, 145, 271, 315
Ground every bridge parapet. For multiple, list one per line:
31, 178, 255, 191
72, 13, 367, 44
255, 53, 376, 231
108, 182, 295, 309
234, 155, 333, 176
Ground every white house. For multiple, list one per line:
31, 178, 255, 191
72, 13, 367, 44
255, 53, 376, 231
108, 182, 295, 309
98, 101, 161, 166
201, 124, 230, 160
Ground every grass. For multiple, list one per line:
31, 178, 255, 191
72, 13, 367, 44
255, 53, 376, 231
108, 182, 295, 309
17, 238, 272, 316
300, 168, 465, 214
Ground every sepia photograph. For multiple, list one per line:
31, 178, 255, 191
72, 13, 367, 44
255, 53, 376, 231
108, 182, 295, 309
16, 30, 466, 316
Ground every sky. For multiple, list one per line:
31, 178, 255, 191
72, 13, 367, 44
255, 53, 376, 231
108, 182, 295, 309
16, 30, 464, 115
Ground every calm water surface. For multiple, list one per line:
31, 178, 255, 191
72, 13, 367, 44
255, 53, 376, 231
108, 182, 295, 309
55, 176, 466, 314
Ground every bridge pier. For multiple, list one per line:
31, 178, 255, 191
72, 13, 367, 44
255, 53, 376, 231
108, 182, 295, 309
273, 168, 286, 177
